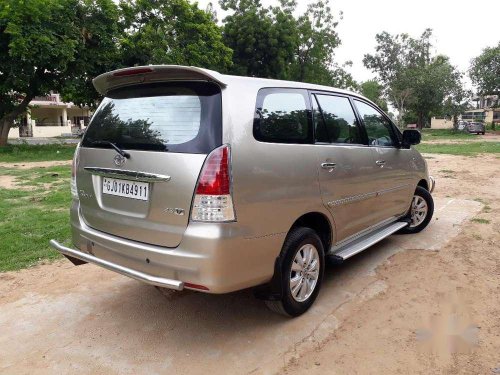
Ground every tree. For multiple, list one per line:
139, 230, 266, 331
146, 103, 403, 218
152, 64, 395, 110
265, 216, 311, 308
120, 0, 232, 71
408, 55, 463, 128
220, 0, 354, 89
469, 42, 500, 99
219, 0, 296, 79
363, 30, 427, 126
61, 0, 122, 107
0, 0, 121, 146
290, 0, 341, 83
439, 80, 471, 129
364, 29, 464, 128
360, 80, 388, 112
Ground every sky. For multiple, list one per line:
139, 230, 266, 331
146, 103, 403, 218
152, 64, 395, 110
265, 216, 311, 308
195, 0, 500, 89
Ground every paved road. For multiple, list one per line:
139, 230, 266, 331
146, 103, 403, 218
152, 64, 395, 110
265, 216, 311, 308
0, 198, 482, 375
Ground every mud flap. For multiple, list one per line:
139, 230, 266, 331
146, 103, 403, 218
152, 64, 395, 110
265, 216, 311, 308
253, 256, 283, 301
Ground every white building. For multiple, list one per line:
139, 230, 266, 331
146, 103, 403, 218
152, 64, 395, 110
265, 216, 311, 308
8, 93, 92, 138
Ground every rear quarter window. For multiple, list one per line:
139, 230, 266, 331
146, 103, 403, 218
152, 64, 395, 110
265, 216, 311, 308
82, 82, 222, 154
253, 88, 312, 144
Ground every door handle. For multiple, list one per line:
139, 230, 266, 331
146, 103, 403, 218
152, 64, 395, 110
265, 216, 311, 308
321, 162, 337, 170
375, 160, 386, 166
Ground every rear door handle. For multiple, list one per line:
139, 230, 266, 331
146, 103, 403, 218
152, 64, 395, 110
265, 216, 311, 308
321, 162, 337, 170
375, 160, 386, 166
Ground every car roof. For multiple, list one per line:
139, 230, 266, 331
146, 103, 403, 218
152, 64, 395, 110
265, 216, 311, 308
93, 65, 373, 104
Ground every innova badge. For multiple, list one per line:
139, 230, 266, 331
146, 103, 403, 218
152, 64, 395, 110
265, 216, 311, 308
113, 154, 127, 167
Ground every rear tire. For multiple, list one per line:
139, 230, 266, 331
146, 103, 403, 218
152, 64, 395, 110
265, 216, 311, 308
398, 186, 434, 234
265, 227, 325, 317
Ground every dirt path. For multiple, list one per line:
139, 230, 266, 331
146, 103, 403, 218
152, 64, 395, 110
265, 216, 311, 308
0, 154, 498, 374
0, 160, 71, 169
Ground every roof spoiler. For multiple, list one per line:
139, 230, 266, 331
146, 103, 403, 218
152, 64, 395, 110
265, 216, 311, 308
92, 65, 227, 95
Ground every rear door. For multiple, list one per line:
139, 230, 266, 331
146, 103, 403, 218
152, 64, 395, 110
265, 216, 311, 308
353, 99, 413, 222
76, 82, 222, 247
312, 93, 381, 242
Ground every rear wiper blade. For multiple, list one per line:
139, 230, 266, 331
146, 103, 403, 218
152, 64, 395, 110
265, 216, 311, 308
90, 140, 130, 159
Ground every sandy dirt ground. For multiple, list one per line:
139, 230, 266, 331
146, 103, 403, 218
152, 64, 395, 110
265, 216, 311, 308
0, 154, 499, 375
0, 160, 71, 189
282, 154, 500, 375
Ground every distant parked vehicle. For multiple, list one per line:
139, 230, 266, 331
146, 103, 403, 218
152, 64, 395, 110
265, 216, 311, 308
457, 121, 468, 131
467, 122, 485, 134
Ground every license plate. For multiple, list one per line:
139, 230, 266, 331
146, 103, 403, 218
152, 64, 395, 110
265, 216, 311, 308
102, 177, 149, 201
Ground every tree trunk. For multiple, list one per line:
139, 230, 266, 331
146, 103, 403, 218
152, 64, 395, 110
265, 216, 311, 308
0, 120, 11, 147
0, 94, 34, 147
417, 112, 424, 129
452, 115, 459, 130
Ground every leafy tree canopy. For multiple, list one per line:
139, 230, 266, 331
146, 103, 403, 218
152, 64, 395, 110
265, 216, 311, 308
220, 0, 355, 88
120, 0, 232, 71
360, 80, 388, 112
0, 0, 121, 145
364, 29, 465, 128
469, 42, 500, 97
220, 0, 298, 79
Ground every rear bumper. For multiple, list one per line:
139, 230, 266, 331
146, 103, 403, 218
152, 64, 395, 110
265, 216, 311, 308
52, 202, 285, 294
50, 240, 184, 290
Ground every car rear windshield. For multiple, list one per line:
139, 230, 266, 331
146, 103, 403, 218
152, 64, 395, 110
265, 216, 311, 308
81, 82, 222, 154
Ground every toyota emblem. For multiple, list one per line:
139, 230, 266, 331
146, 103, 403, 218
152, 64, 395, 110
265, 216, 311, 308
113, 154, 126, 167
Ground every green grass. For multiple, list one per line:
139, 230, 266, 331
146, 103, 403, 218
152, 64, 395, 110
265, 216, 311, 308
0, 143, 76, 163
421, 129, 475, 140
0, 165, 72, 271
471, 218, 491, 224
416, 142, 500, 155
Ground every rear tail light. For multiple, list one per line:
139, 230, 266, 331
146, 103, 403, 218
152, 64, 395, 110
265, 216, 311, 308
191, 145, 236, 222
184, 282, 210, 291
71, 144, 80, 199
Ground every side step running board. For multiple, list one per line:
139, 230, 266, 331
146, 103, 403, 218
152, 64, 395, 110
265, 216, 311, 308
329, 221, 408, 262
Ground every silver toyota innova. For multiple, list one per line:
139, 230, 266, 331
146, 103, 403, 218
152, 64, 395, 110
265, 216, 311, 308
50, 65, 435, 316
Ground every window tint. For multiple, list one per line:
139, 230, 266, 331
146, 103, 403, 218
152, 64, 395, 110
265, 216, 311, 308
354, 100, 396, 147
82, 82, 222, 154
313, 95, 362, 144
254, 90, 310, 143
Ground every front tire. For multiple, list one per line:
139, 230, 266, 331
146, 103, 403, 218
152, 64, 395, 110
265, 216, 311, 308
265, 227, 325, 317
398, 186, 434, 234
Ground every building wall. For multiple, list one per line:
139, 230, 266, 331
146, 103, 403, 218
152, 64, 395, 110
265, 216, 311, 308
7, 98, 92, 139
8, 124, 73, 138
431, 118, 454, 129
33, 125, 73, 137
8, 127, 20, 138
31, 107, 65, 126
485, 110, 493, 123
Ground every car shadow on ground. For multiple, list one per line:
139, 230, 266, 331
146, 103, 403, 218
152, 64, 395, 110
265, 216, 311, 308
75, 237, 396, 353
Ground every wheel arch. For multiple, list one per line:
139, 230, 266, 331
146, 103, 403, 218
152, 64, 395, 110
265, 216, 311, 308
417, 179, 429, 191
289, 211, 333, 255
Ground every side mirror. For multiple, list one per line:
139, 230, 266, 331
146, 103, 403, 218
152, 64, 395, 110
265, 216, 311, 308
401, 129, 421, 148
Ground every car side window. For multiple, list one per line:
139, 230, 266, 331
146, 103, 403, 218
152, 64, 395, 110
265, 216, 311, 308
313, 94, 362, 144
354, 100, 397, 147
254, 89, 310, 143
